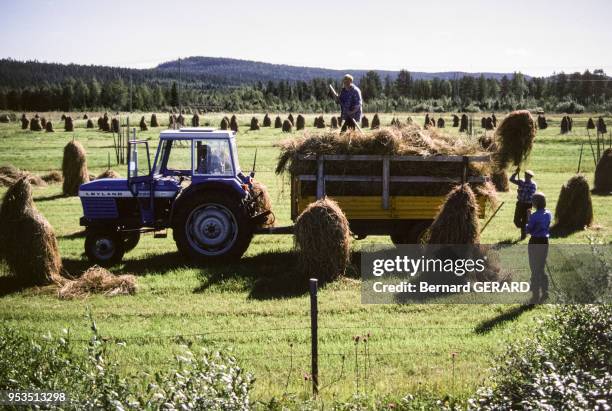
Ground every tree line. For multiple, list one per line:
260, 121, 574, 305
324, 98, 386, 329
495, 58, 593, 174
1, 65, 610, 114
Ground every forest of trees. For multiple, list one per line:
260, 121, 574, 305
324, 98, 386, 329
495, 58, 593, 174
1, 60, 611, 114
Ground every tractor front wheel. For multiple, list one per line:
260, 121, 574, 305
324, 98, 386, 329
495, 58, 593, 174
85, 230, 125, 267
173, 192, 253, 263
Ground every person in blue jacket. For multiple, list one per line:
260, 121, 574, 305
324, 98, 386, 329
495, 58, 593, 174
526, 192, 551, 303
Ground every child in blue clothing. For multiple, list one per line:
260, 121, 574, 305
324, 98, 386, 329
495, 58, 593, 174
526, 192, 551, 303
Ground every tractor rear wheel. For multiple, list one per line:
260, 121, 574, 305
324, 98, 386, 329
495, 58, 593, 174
122, 232, 140, 252
173, 191, 253, 263
85, 230, 125, 267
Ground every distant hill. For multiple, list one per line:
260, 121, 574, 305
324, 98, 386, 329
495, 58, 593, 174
156, 56, 523, 83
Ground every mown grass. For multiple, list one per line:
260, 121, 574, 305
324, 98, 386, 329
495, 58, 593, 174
0, 112, 609, 403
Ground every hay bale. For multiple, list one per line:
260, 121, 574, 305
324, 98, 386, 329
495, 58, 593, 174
230, 115, 239, 132
424, 114, 431, 128
459, 114, 468, 132
21, 116, 29, 130
282, 119, 293, 133
491, 168, 509, 192
62, 140, 89, 196
58, 265, 136, 299
97, 169, 120, 179
250, 180, 274, 227
425, 184, 480, 244
274, 116, 282, 128
110, 117, 119, 133
64, 116, 74, 132
86, 119, 94, 129
250, 116, 260, 131
40, 117, 47, 128
597, 117, 607, 134
177, 114, 185, 126
294, 197, 351, 281
361, 116, 369, 128
437, 118, 445, 128
491, 114, 497, 127
220, 117, 229, 130
568, 116, 573, 131
316, 115, 326, 129
139, 116, 148, 131
296, 115, 305, 130
452, 114, 460, 127
0, 165, 46, 187
191, 113, 200, 127
0, 178, 63, 285
44, 120, 54, 132
262, 113, 272, 127
371, 114, 381, 129
485, 117, 495, 130
481, 117, 486, 129
0, 114, 10, 123
41, 171, 62, 184
537, 115, 548, 130
331, 116, 339, 129
288, 113, 295, 126
61, 114, 66, 121
560, 116, 570, 134
313, 116, 320, 128
494, 110, 535, 169
587, 117, 596, 130
593, 148, 612, 194
554, 174, 593, 231
150, 113, 159, 127
29, 117, 42, 131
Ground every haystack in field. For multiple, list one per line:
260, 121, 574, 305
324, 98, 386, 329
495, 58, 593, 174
294, 197, 351, 281
58, 266, 136, 299
554, 174, 593, 231
437, 118, 445, 128
316, 115, 326, 129
139, 116, 148, 131
250, 116, 260, 131
110, 117, 119, 133
560, 116, 570, 134
491, 114, 497, 127
220, 117, 229, 130
61, 114, 66, 121
250, 180, 274, 227
282, 119, 293, 132
0, 178, 63, 285
593, 148, 612, 194
0, 165, 46, 187
263, 113, 272, 127
0, 114, 10, 123
86, 119, 94, 129
97, 169, 120, 179
459, 114, 468, 132
568, 116, 573, 131
425, 114, 431, 128
491, 168, 509, 192
494, 110, 535, 169
361, 116, 369, 128
296, 115, 305, 130
537, 115, 548, 130
425, 184, 480, 244
41, 171, 62, 184
485, 117, 495, 130
274, 116, 282, 128
587, 117, 596, 130
288, 113, 295, 126
64, 116, 74, 132
83, 114, 88, 120
29, 117, 42, 131
481, 117, 486, 129
313, 116, 320, 128
371, 114, 381, 129
40, 117, 47, 128
150, 113, 159, 127
230, 115, 239, 132
177, 114, 185, 126
21, 116, 29, 130
331, 116, 339, 129
597, 117, 607, 134
191, 113, 200, 127
452, 115, 460, 127
62, 140, 89, 196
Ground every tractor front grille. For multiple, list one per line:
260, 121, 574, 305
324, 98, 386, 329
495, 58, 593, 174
81, 197, 119, 219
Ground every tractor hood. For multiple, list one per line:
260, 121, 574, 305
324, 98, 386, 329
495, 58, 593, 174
78, 177, 180, 198
79, 178, 129, 195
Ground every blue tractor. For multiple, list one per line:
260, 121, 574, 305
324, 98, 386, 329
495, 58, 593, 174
78, 128, 270, 266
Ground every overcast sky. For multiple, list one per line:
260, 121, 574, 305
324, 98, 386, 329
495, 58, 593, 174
1, 0, 611, 76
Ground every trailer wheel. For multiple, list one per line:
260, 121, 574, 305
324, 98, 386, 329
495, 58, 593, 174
173, 192, 253, 263
390, 221, 431, 246
122, 232, 140, 252
85, 230, 125, 267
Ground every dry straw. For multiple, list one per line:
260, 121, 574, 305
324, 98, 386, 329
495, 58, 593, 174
597, 117, 607, 134
220, 117, 229, 130
86, 119, 94, 129
150, 113, 159, 127
0, 165, 46, 188
554, 174, 593, 231
493, 110, 535, 169
452, 115, 460, 127
30, 117, 42, 131
191, 113, 200, 127
587, 117, 596, 130
41, 171, 62, 184
425, 184, 480, 244
62, 140, 89, 196
288, 113, 295, 126
316, 115, 326, 129
560, 116, 570, 134
64, 116, 74, 132
0, 178, 63, 285
491, 168, 509, 192
58, 265, 136, 299
459, 114, 468, 132
250, 116, 260, 131
537, 115, 548, 130
230, 115, 239, 132
296, 115, 305, 130
361, 116, 369, 128
274, 116, 282, 128
331, 116, 339, 129
263, 113, 272, 127
437, 118, 445, 128
593, 148, 612, 194
371, 114, 381, 129
251, 180, 274, 227
21, 115, 29, 130
139, 116, 148, 131
294, 197, 351, 282
282, 119, 293, 132
97, 169, 120, 179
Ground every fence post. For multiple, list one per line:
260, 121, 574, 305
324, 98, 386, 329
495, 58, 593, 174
309, 278, 319, 396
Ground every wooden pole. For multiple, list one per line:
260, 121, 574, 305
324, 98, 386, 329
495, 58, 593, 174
309, 278, 319, 396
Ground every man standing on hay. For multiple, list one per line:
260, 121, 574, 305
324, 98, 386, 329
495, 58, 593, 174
337, 74, 362, 132
510, 169, 537, 240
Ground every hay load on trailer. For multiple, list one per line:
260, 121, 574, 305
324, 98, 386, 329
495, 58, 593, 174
276, 123, 495, 243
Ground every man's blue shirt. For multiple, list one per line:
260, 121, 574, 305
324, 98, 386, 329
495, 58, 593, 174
339, 84, 362, 121
510, 173, 537, 203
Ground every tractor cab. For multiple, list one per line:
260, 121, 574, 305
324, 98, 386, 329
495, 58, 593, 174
79, 127, 255, 266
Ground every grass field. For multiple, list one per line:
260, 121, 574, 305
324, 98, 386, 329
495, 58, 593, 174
0, 112, 610, 405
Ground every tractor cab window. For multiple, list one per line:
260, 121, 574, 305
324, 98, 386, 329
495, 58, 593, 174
164, 139, 192, 175
194, 139, 234, 175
